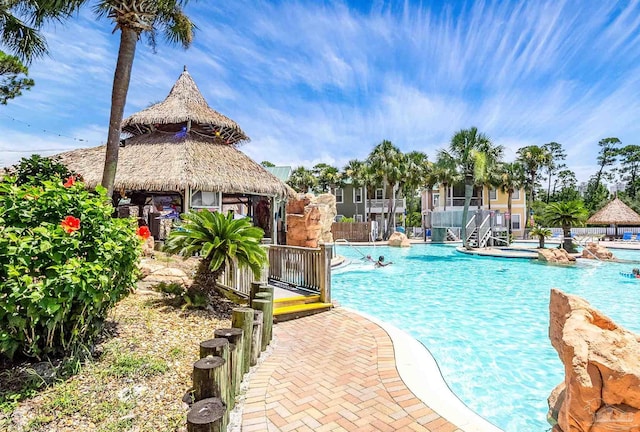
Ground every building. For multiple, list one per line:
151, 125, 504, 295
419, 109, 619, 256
421, 183, 527, 242
333, 180, 406, 234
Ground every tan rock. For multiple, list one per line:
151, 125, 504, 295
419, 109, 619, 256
142, 236, 155, 257
538, 248, 576, 264
286, 193, 336, 247
581, 242, 615, 260
388, 231, 411, 247
548, 289, 640, 432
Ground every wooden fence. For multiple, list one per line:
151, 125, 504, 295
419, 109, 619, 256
216, 258, 268, 298
331, 221, 372, 242
267, 244, 332, 302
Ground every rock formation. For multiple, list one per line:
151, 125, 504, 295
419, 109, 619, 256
581, 242, 615, 261
538, 248, 576, 264
286, 193, 336, 247
388, 231, 411, 247
547, 289, 640, 432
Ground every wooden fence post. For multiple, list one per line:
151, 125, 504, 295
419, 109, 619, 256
231, 307, 254, 375
213, 328, 243, 399
255, 292, 273, 345
187, 398, 226, 432
193, 357, 226, 403
198, 339, 231, 409
251, 310, 263, 366
319, 243, 332, 304
251, 299, 270, 351
250, 281, 264, 303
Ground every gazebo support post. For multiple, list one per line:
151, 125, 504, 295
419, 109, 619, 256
184, 187, 191, 213
271, 196, 277, 245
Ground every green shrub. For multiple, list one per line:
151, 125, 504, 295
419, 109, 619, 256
152, 281, 207, 309
0, 176, 140, 360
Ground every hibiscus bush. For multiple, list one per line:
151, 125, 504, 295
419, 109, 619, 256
0, 172, 140, 360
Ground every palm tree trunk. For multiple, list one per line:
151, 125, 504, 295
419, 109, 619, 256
507, 192, 513, 239
386, 183, 396, 239
443, 183, 448, 211
562, 225, 571, 251
101, 27, 138, 197
461, 175, 473, 248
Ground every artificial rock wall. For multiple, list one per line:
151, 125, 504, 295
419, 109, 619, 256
286, 193, 336, 248
547, 289, 640, 432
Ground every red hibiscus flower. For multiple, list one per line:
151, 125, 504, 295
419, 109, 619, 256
61, 216, 81, 234
136, 226, 151, 240
63, 176, 75, 187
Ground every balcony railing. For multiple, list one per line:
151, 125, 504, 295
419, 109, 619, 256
366, 199, 405, 210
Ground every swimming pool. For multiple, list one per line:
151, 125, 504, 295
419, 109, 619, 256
332, 244, 640, 432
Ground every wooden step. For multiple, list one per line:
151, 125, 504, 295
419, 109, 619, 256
273, 302, 333, 322
273, 295, 320, 308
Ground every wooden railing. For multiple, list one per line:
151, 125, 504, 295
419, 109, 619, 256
332, 222, 372, 242
268, 244, 332, 303
217, 255, 268, 298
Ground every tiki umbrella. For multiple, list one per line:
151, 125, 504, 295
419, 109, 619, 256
586, 197, 640, 237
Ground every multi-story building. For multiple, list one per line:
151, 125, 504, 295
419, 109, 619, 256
421, 183, 528, 242
333, 180, 406, 233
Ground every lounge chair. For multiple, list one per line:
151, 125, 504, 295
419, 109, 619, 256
622, 232, 633, 241
634, 233, 640, 242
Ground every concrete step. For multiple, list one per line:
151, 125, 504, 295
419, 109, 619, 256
273, 302, 333, 323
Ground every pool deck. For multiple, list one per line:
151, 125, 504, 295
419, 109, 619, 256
241, 307, 502, 432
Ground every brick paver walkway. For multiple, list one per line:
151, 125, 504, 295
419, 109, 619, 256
242, 308, 462, 432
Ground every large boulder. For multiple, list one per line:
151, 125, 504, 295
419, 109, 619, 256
286, 193, 336, 247
547, 289, 640, 432
581, 242, 615, 260
538, 248, 576, 264
388, 231, 411, 247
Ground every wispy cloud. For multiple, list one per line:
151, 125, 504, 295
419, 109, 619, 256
2, 0, 640, 183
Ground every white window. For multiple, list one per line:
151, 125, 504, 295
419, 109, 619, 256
333, 188, 344, 203
353, 187, 363, 203
511, 189, 520, 200
335, 214, 344, 222
433, 193, 440, 208
375, 188, 384, 200
191, 190, 220, 209
511, 214, 521, 230
355, 214, 363, 222
489, 189, 497, 200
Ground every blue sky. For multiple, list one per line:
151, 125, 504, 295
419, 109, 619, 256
2, 0, 640, 183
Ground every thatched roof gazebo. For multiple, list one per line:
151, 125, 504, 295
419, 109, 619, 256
57, 67, 292, 243
587, 197, 640, 237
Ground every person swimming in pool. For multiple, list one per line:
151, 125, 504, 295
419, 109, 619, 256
375, 255, 392, 267
633, 268, 640, 277
362, 254, 375, 262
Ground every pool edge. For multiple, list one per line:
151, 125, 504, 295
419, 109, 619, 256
342, 306, 506, 432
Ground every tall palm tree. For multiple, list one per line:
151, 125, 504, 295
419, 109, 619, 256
443, 127, 493, 248
343, 159, 365, 220
99, 0, 196, 197
475, 142, 504, 210
368, 140, 404, 240
288, 166, 316, 193
516, 145, 551, 225
498, 162, 525, 239
165, 209, 268, 291
433, 151, 459, 211
544, 201, 588, 252
312, 163, 342, 193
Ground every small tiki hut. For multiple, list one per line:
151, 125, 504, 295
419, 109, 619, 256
586, 197, 640, 237
57, 67, 292, 243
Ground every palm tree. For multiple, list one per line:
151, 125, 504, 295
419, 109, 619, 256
498, 162, 525, 239
544, 201, 588, 252
165, 210, 268, 291
343, 159, 364, 220
432, 151, 459, 211
443, 127, 494, 248
368, 140, 404, 240
475, 143, 504, 210
529, 226, 552, 249
312, 163, 342, 193
288, 166, 316, 193
517, 145, 551, 225
98, 0, 196, 197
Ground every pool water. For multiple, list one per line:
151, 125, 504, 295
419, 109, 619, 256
332, 244, 640, 432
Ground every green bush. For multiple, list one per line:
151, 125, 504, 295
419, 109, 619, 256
0, 176, 140, 360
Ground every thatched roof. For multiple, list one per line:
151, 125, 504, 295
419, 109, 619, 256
587, 197, 640, 225
121, 67, 249, 145
56, 133, 292, 199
